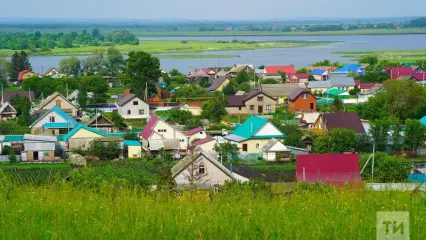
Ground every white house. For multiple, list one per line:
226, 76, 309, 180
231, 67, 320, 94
171, 147, 248, 188
29, 106, 78, 135
38, 92, 79, 117
185, 127, 207, 143
116, 94, 150, 119
261, 138, 291, 162
192, 136, 218, 156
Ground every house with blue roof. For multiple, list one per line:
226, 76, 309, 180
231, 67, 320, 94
224, 116, 286, 153
123, 140, 142, 158
30, 106, 78, 135
311, 69, 328, 81
331, 64, 364, 75
63, 124, 124, 151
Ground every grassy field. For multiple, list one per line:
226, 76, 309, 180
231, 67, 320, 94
0, 40, 333, 57
132, 28, 426, 37
335, 49, 426, 62
0, 183, 424, 239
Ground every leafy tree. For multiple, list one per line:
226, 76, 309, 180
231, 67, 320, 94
173, 85, 209, 100
88, 140, 121, 160
391, 118, 402, 153
237, 82, 251, 92
199, 78, 211, 88
276, 124, 302, 147
158, 109, 194, 125
82, 50, 105, 74
355, 93, 389, 120
234, 70, 250, 84
214, 142, 240, 162
0, 57, 10, 84
403, 119, 425, 152
9, 151, 17, 165
358, 72, 390, 83
85, 75, 109, 104
123, 51, 161, 98
312, 59, 331, 66
359, 55, 378, 70
223, 83, 235, 96
105, 47, 125, 76
308, 75, 315, 81
78, 81, 88, 109
278, 71, 287, 81
169, 68, 182, 76
91, 28, 100, 38
331, 96, 344, 113
111, 112, 126, 129
354, 134, 373, 153
201, 92, 227, 123
11, 95, 31, 125
123, 132, 139, 141
314, 128, 357, 153
296, 68, 308, 73
59, 56, 82, 76
261, 78, 278, 84
360, 152, 409, 182
10, 51, 31, 80
258, 65, 265, 69
384, 80, 425, 120
370, 118, 390, 152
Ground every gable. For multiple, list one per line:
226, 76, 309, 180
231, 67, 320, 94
269, 141, 288, 151
254, 122, 283, 137
149, 120, 185, 140
121, 97, 149, 108
0, 104, 17, 114
69, 128, 105, 139
31, 111, 66, 128
41, 95, 76, 110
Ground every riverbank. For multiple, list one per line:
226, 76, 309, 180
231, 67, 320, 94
132, 28, 426, 37
0, 40, 333, 57
335, 49, 426, 62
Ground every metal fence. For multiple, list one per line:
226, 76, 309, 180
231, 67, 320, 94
0, 155, 22, 162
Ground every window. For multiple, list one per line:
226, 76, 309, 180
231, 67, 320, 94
257, 96, 264, 101
49, 116, 55, 122
139, 109, 145, 115
319, 123, 323, 129
255, 143, 260, 149
199, 132, 203, 135
266, 105, 271, 110
133, 101, 139, 105
284, 98, 289, 105
302, 93, 308, 99
158, 129, 167, 133
127, 110, 131, 115
198, 164, 206, 174
55, 100, 61, 108
179, 139, 185, 143
249, 105, 255, 110
238, 106, 242, 110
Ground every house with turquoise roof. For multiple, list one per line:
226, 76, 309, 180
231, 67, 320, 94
30, 106, 78, 135
224, 116, 286, 153
62, 124, 123, 151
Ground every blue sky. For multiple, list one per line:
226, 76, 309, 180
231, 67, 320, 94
2, 0, 425, 20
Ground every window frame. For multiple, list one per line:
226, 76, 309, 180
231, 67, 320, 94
198, 164, 206, 175
133, 101, 139, 106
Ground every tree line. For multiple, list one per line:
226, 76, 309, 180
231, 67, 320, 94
0, 29, 138, 51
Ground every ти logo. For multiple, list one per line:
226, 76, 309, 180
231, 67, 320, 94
377, 212, 409, 240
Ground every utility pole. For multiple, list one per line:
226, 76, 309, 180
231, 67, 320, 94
371, 144, 375, 183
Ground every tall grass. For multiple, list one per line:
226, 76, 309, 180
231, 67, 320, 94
0, 182, 424, 239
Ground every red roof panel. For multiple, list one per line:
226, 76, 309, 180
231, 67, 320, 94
140, 115, 159, 139
193, 136, 215, 146
185, 127, 203, 136
265, 65, 296, 75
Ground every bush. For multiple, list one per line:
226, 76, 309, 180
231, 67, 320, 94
88, 141, 121, 160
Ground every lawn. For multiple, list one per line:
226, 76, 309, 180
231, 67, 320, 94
0, 40, 334, 57
0, 163, 70, 169
0, 184, 424, 239
335, 49, 426, 63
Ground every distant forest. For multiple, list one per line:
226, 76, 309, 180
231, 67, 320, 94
0, 29, 138, 51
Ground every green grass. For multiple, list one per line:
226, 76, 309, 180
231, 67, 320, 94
0, 40, 333, 57
335, 49, 426, 62
124, 118, 147, 128
0, 163, 70, 169
0, 183, 424, 239
249, 163, 296, 172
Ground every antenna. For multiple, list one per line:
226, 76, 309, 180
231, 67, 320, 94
1, 84, 3, 105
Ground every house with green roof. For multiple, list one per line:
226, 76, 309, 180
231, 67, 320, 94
30, 106, 78, 135
224, 116, 286, 153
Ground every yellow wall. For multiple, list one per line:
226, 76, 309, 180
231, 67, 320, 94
237, 139, 271, 153
128, 146, 142, 158
70, 128, 105, 139
215, 79, 230, 92
313, 115, 326, 134
22, 71, 38, 80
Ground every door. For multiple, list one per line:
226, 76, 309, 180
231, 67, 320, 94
242, 144, 248, 152
258, 106, 263, 114
310, 103, 314, 110
33, 151, 39, 160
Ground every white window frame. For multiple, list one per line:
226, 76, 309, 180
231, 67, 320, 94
266, 105, 271, 110
302, 93, 308, 99
49, 116, 55, 122
198, 164, 206, 175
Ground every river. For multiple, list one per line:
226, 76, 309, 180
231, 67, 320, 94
29, 34, 426, 74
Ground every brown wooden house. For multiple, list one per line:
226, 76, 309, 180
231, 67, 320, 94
288, 88, 317, 112
86, 113, 114, 133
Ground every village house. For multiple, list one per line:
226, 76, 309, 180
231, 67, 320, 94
226, 89, 277, 115
311, 69, 328, 81
296, 153, 361, 187
85, 113, 114, 133
331, 64, 364, 75
288, 88, 317, 112
116, 93, 150, 119
299, 112, 321, 129
206, 76, 231, 92
30, 106, 78, 135
123, 140, 142, 158
185, 127, 207, 143
260, 83, 305, 105
18, 70, 38, 81
307, 66, 337, 72
192, 136, 218, 156
43, 68, 67, 78
261, 138, 291, 162
1, 90, 35, 104
63, 124, 123, 151
313, 112, 365, 134
141, 115, 205, 154
21, 134, 58, 162
287, 73, 309, 83
38, 92, 79, 117
308, 76, 355, 94
188, 69, 209, 82
0, 102, 17, 120
0, 135, 24, 157
171, 147, 248, 188
227, 64, 253, 78
224, 116, 286, 153
263, 65, 296, 80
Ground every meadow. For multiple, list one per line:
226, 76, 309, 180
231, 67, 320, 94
0, 40, 333, 57
335, 49, 426, 62
0, 181, 425, 239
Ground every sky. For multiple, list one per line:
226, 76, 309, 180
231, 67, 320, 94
1, 0, 426, 20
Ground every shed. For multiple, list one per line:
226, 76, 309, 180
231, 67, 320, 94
261, 138, 290, 162
124, 140, 142, 158
22, 134, 57, 162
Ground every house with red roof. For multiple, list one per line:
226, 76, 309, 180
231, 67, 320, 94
192, 136, 218, 155
140, 115, 208, 154
296, 153, 361, 186
17, 70, 38, 81
287, 73, 309, 83
383, 67, 416, 80
264, 65, 296, 80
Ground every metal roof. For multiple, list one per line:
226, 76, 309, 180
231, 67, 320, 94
124, 140, 142, 146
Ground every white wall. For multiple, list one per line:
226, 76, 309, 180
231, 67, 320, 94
118, 98, 150, 119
